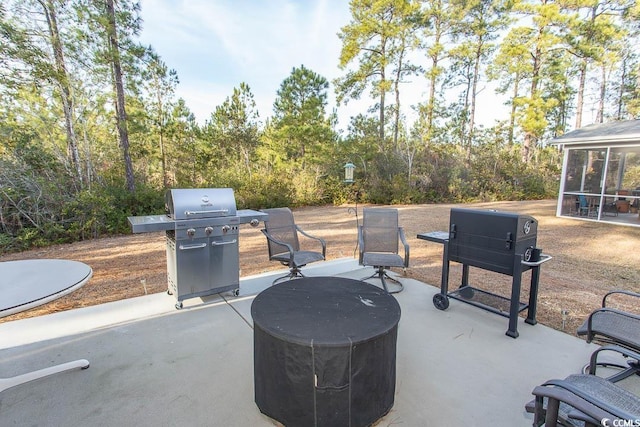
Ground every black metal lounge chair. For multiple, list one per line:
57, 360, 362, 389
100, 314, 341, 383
358, 207, 409, 294
577, 290, 640, 381
527, 374, 640, 427
260, 207, 326, 284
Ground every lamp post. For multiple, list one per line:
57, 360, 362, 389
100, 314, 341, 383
343, 162, 359, 256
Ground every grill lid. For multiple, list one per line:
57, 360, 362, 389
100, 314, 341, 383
166, 188, 237, 220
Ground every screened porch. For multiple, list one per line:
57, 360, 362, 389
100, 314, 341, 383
552, 120, 640, 228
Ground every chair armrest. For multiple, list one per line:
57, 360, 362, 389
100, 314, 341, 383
588, 344, 640, 375
565, 408, 602, 425
398, 227, 409, 268
531, 383, 611, 426
532, 375, 640, 425
603, 290, 640, 308
260, 229, 295, 259
295, 226, 326, 258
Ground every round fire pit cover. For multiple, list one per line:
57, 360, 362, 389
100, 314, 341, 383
251, 276, 401, 427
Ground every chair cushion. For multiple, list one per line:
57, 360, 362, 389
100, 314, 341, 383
363, 253, 404, 268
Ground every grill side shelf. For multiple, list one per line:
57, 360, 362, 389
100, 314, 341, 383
521, 254, 553, 267
128, 215, 175, 233
416, 231, 449, 243
236, 209, 269, 225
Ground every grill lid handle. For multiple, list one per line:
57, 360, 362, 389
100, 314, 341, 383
184, 209, 229, 217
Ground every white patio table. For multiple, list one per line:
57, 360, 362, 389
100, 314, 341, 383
0, 259, 92, 393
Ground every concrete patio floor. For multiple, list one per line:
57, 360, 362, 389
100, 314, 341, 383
0, 258, 600, 426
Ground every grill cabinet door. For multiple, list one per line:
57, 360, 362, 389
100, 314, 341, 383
175, 237, 211, 297
209, 235, 239, 289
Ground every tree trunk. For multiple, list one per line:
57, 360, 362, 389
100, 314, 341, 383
468, 42, 482, 151
523, 41, 542, 164
461, 74, 470, 160
393, 64, 401, 150
379, 63, 386, 144
426, 24, 443, 141
39, 0, 83, 188
596, 63, 606, 124
155, 88, 169, 188
616, 56, 627, 120
106, 0, 135, 192
575, 59, 587, 128
509, 76, 519, 146
427, 61, 438, 139
159, 129, 168, 188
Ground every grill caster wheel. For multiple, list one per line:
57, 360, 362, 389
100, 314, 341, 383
175, 301, 183, 310
433, 293, 449, 310
232, 289, 239, 297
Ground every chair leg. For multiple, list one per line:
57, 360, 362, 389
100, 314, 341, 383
272, 267, 305, 285
362, 266, 404, 294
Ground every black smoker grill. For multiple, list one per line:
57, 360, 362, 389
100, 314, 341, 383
423, 208, 551, 338
128, 188, 267, 309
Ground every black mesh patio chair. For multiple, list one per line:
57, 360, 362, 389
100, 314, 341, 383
577, 290, 640, 381
358, 207, 409, 294
525, 374, 640, 427
260, 207, 326, 284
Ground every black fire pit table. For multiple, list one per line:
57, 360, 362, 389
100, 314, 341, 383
418, 208, 552, 338
251, 277, 401, 427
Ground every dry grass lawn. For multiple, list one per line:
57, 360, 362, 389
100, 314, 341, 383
2, 199, 639, 336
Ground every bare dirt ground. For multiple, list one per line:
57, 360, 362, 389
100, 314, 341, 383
2, 200, 639, 336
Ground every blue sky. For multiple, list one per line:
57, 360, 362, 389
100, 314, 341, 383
138, 0, 507, 133
138, 0, 367, 130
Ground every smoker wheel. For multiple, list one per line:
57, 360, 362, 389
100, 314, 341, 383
433, 293, 449, 310
232, 289, 239, 297
175, 301, 183, 310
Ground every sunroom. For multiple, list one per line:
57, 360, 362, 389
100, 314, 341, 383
552, 120, 640, 227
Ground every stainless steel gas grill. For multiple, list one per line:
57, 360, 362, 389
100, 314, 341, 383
418, 208, 552, 338
128, 188, 267, 309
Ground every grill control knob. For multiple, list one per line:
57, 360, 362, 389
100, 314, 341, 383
187, 228, 196, 238
222, 225, 230, 234
250, 219, 259, 227
205, 226, 213, 236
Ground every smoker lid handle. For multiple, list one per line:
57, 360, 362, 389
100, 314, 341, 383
505, 232, 513, 250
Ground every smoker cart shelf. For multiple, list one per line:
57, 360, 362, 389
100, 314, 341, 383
444, 256, 550, 316
418, 209, 551, 339
427, 254, 552, 325
448, 286, 528, 317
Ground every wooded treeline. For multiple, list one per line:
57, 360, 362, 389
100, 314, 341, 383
1, 0, 639, 251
